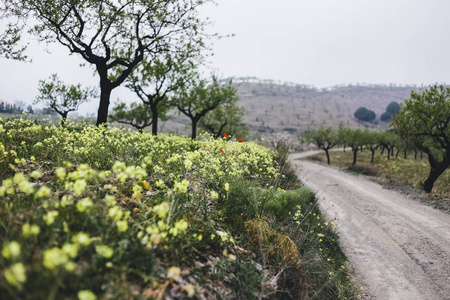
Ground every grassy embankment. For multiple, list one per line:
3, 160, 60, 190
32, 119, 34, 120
0, 118, 356, 299
308, 150, 450, 212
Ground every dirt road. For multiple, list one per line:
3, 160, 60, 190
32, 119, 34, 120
290, 152, 450, 300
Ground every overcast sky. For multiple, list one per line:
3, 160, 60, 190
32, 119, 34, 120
2, 0, 450, 114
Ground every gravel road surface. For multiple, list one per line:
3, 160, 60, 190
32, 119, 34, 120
290, 152, 450, 300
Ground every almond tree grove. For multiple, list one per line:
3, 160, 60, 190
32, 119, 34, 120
392, 85, 450, 193
1, 0, 211, 126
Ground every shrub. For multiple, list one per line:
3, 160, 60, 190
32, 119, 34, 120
354, 107, 376, 122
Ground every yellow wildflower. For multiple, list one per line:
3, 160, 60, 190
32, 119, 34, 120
43, 211, 59, 226
73, 179, 87, 195
22, 223, 40, 237
78, 290, 97, 300
76, 197, 93, 212
4, 263, 26, 287
95, 245, 114, 258
2, 241, 21, 259
116, 220, 128, 232
43, 247, 69, 269
72, 232, 91, 246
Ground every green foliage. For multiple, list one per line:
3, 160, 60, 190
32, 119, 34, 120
386, 101, 401, 115
199, 103, 248, 139
392, 85, 450, 192
339, 127, 365, 166
0, 23, 27, 61
0, 118, 356, 299
109, 101, 169, 132
1, 0, 212, 125
124, 53, 195, 135
304, 127, 339, 164
380, 102, 400, 122
34, 74, 96, 125
263, 188, 315, 223
353, 107, 376, 122
173, 76, 240, 139
380, 111, 392, 122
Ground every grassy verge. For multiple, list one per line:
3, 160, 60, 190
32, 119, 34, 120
307, 150, 450, 212
0, 118, 356, 299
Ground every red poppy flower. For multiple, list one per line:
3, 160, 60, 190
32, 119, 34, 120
223, 133, 227, 138
38, 120, 41, 123
238, 138, 243, 142
220, 149, 224, 152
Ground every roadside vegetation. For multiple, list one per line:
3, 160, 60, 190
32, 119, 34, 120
0, 118, 356, 299
306, 148, 450, 212
305, 86, 450, 196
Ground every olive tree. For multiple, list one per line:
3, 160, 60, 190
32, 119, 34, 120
1, 0, 211, 126
392, 85, 450, 193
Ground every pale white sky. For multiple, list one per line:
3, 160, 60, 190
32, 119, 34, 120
1, 0, 450, 114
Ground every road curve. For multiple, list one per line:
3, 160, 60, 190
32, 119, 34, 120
290, 152, 450, 300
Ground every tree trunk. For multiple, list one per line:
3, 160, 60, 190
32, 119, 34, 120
191, 118, 198, 139
96, 87, 112, 126
325, 149, 330, 165
371, 149, 375, 163
387, 147, 391, 160
422, 154, 450, 193
151, 105, 158, 136
61, 111, 68, 127
404, 149, 407, 159
352, 148, 358, 166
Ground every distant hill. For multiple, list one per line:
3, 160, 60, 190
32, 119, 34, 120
234, 78, 418, 137
158, 78, 419, 138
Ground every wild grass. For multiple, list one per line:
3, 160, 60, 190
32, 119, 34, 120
0, 118, 356, 299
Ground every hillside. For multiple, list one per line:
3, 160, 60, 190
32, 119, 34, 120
159, 79, 418, 138
235, 79, 418, 136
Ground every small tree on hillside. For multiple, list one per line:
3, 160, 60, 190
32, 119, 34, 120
381, 101, 401, 122
304, 126, 339, 165
392, 85, 450, 193
172, 76, 239, 139
386, 101, 401, 115
34, 74, 96, 125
